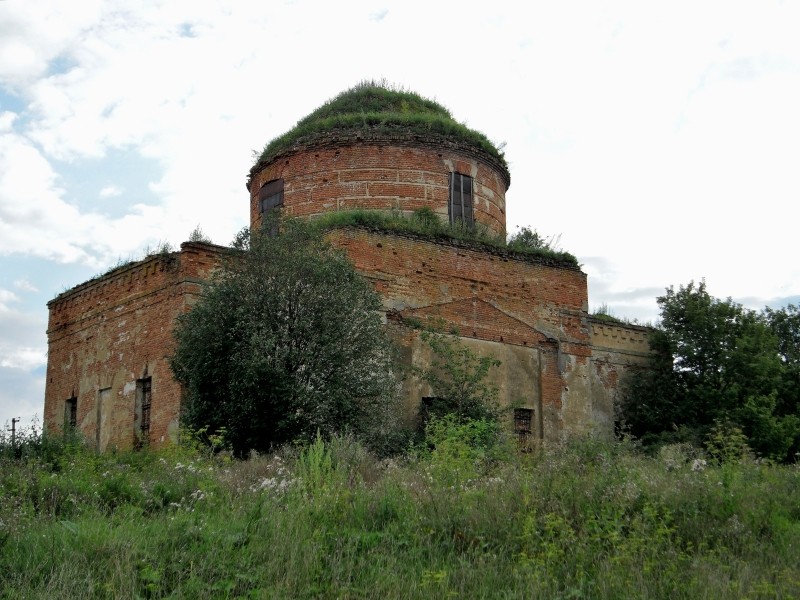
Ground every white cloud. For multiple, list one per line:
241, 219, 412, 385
0, 347, 46, 371
0, 288, 19, 309
0, 132, 166, 266
0, 288, 46, 371
0, 366, 45, 429
99, 184, 122, 198
13, 279, 38, 293
0, 111, 16, 132
0, 1, 105, 87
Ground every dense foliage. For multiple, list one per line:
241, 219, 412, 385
1, 429, 798, 599
170, 219, 399, 456
251, 80, 508, 178
619, 281, 800, 462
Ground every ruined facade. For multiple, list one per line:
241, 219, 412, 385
43, 86, 650, 450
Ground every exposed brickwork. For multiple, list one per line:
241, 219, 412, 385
43, 115, 650, 448
327, 229, 588, 340
326, 228, 595, 438
250, 144, 508, 236
248, 130, 511, 191
43, 243, 225, 450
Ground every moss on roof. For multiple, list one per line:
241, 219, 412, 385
250, 81, 509, 182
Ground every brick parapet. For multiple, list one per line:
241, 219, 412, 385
588, 319, 653, 360
325, 228, 589, 343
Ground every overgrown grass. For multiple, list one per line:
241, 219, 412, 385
1, 432, 798, 599
252, 81, 508, 177
50, 241, 179, 303
313, 208, 580, 268
591, 303, 626, 324
591, 303, 654, 328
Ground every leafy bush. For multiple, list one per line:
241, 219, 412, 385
415, 330, 501, 425
506, 226, 561, 252
171, 219, 400, 456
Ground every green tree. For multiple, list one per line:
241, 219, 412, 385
170, 219, 398, 456
764, 304, 800, 457
416, 330, 500, 424
620, 281, 799, 461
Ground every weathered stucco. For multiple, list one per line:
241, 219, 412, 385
43, 243, 223, 451
43, 106, 650, 449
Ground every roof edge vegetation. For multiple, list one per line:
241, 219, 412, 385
48, 240, 228, 305
311, 209, 581, 270
250, 81, 509, 184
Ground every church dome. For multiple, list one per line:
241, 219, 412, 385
248, 82, 510, 236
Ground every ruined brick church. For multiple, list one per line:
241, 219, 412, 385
43, 84, 650, 451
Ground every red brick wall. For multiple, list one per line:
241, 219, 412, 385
44, 227, 634, 446
325, 228, 592, 437
250, 143, 508, 236
326, 228, 589, 342
43, 243, 224, 450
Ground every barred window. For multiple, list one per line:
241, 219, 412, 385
448, 172, 473, 228
514, 408, 533, 439
135, 377, 152, 448
259, 179, 284, 213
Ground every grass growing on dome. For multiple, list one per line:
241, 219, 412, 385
252, 81, 508, 175
311, 208, 580, 268
295, 80, 452, 125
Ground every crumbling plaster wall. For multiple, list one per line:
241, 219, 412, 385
43, 230, 650, 450
588, 320, 653, 437
43, 243, 223, 450
326, 227, 599, 440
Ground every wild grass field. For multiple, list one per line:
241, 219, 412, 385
1, 426, 798, 599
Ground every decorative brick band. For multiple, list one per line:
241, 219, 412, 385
250, 142, 510, 237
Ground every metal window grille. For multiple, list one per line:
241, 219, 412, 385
138, 377, 152, 442
448, 172, 473, 228
514, 408, 533, 438
65, 397, 77, 429
259, 179, 284, 213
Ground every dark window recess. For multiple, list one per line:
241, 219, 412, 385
514, 408, 533, 439
259, 179, 284, 212
420, 396, 439, 425
65, 396, 77, 430
448, 172, 473, 228
136, 377, 152, 448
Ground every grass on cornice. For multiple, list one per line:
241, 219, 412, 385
252, 81, 507, 175
312, 209, 580, 268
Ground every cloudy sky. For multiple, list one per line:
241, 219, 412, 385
1, 0, 799, 429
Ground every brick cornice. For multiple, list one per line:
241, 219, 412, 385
248, 129, 511, 191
